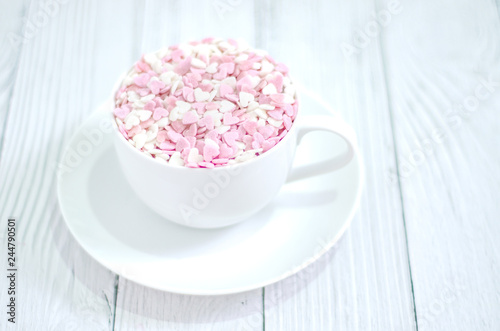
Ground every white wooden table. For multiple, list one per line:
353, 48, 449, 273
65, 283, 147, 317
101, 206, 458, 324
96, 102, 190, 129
1, 0, 499, 330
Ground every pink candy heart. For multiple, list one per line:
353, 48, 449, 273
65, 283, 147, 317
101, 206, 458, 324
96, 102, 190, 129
223, 113, 239, 125
182, 111, 199, 125
223, 131, 239, 147
113, 106, 130, 119
153, 107, 168, 120
203, 139, 220, 162
219, 84, 233, 98
257, 125, 275, 139
134, 73, 151, 87
198, 115, 214, 130
149, 80, 166, 94
176, 137, 191, 152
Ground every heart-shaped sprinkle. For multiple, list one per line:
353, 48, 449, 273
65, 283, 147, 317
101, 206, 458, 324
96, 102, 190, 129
268, 109, 283, 120
223, 131, 239, 147
219, 100, 236, 113
218, 143, 234, 159
134, 73, 151, 87
198, 115, 215, 130
223, 113, 239, 125
219, 83, 233, 98
283, 115, 292, 130
257, 125, 275, 139
240, 121, 256, 135
157, 130, 168, 143
133, 133, 147, 149
176, 137, 191, 152
239, 91, 254, 108
148, 79, 166, 95
203, 139, 220, 162
167, 130, 182, 143
153, 107, 168, 120
113, 107, 130, 119
184, 123, 198, 137
262, 83, 277, 95
160, 141, 176, 150
125, 115, 140, 130
174, 56, 192, 75
137, 110, 153, 121
182, 110, 199, 125
194, 88, 210, 102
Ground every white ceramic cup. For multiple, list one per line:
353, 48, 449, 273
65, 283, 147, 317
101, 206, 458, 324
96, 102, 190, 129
111, 91, 358, 229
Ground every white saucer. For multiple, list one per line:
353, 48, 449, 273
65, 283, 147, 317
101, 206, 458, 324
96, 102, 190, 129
57, 107, 363, 295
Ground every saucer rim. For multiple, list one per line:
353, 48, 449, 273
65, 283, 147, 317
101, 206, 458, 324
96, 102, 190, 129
57, 108, 364, 295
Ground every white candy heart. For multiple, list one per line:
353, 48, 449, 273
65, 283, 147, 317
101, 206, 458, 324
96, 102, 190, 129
194, 88, 210, 102
254, 108, 269, 119
219, 100, 236, 113
267, 117, 283, 128
208, 87, 218, 102
156, 117, 170, 128
146, 124, 158, 141
239, 92, 254, 108
187, 148, 204, 163
137, 110, 152, 121
250, 76, 261, 88
260, 60, 274, 75
234, 54, 249, 63
175, 100, 191, 112
144, 142, 155, 150
125, 115, 140, 129
262, 83, 277, 95
170, 80, 181, 94
191, 57, 207, 69
247, 101, 259, 111
169, 152, 185, 166
169, 107, 181, 121
260, 104, 275, 111
133, 133, 147, 149
221, 76, 237, 87
160, 72, 174, 85
215, 125, 231, 134
206, 63, 218, 74
127, 91, 139, 102
141, 93, 155, 103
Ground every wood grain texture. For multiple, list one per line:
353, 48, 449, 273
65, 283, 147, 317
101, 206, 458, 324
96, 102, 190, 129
0, 0, 29, 156
258, 0, 416, 330
0, 0, 499, 330
0, 0, 127, 329
379, 0, 500, 329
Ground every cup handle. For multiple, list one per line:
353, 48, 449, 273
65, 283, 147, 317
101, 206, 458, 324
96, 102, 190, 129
287, 115, 358, 182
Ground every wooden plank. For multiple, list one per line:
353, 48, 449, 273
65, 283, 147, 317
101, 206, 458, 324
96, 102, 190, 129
0, 0, 141, 329
379, 0, 500, 329
113, 1, 264, 330
259, 0, 416, 330
0, 0, 29, 155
